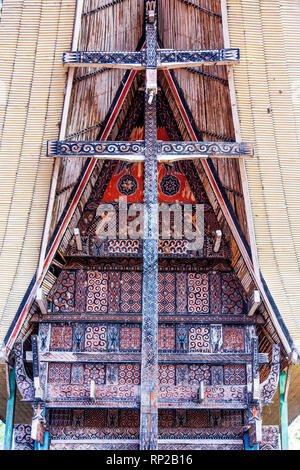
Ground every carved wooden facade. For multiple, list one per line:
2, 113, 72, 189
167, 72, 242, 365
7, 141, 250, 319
12, 0, 282, 451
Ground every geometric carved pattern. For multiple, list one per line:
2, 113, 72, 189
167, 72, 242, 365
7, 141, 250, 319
223, 326, 245, 352
158, 273, 175, 313
120, 272, 142, 313
188, 325, 210, 352
119, 325, 141, 351
49, 268, 247, 316
188, 365, 211, 385
223, 365, 246, 385
84, 325, 107, 351
187, 273, 209, 313
158, 325, 176, 351
158, 364, 176, 385
118, 364, 140, 385
86, 271, 108, 312
50, 326, 73, 351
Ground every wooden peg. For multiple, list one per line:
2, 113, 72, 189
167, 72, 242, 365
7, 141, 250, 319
74, 227, 83, 251
248, 290, 261, 317
213, 230, 222, 253
36, 288, 47, 316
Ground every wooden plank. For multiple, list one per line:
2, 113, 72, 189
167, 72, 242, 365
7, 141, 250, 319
3, 366, 16, 450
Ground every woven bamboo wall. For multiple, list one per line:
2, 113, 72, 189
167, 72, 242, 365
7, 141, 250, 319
226, 0, 300, 354
0, 0, 76, 344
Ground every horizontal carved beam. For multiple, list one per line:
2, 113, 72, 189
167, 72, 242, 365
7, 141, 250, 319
40, 351, 269, 364
47, 141, 145, 161
39, 313, 265, 324
63, 48, 239, 69
63, 51, 145, 69
158, 48, 240, 68
47, 140, 254, 159
46, 384, 248, 409
157, 141, 254, 159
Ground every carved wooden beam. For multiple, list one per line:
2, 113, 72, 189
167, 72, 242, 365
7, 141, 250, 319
62, 48, 239, 69
47, 140, 254, 159
158, 48, 240, 68
47, 141, 145, 161
39, 351, 269, 364
63, 51, 144, 69
157, 141, 254, 159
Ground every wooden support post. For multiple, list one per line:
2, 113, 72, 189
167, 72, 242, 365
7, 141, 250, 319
280, 370, 289, 450
3, 365, 16, 450
139, 0, 158, 451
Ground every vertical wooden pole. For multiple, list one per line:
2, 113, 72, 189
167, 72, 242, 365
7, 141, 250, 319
3, 366, 16, 450
280, 370, 289, 450
244, 432, 259, 451
139, 0, 158, 450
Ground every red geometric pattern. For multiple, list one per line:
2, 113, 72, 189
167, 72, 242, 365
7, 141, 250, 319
86, 271, 108, 312
52, 271, 76, 312
158, 325, 175, 351
187, 273, 209, 313
158, 410, 174, 428
120, 272, 142, 313
223, 365, 246, 385
48, 363, 71, 383
118, 364, 140, 385
85, 409, 106, 427
222, 274, 245, 314
119, 410, 139, 427
158, 273, 175, 313
83, 364, 106, 385
119, 326, 141, 351
188, 326, 210, 352
187, 410, 210, 428
188, 365, 211, 385
84, 325, 107, 351
176, 273, 187, 313
71, 364, 84, 384
210, 273, 222, 315
159, 364, 176, 385
50, 326, 73, 351
108, 272, 121, 311
75, 270, 87, 311
223, 327, 245, 352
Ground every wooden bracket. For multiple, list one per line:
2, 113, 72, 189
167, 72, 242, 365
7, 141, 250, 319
248, 290, 261, 317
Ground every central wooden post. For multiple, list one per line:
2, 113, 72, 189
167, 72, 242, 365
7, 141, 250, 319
139, 0, 159, 450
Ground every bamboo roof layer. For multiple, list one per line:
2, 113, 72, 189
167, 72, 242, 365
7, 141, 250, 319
0, 0, 77, 345
226, 0, 300, 354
